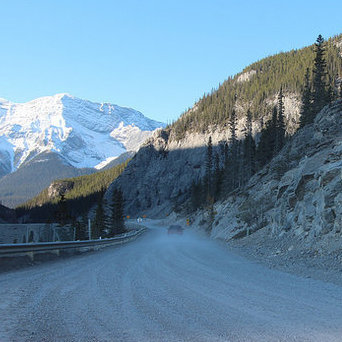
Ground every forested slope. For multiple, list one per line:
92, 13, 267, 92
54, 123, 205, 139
171, 34, 342, 139
21, 159, 130, 209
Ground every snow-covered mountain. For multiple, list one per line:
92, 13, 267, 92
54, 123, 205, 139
0, 93, 164, 175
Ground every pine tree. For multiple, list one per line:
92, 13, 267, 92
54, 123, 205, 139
327, 77, 336, 103
224, 109, 239, 191
275, 87, 286, 153
213, 152, 222, 199
75, 213, 88, 240
299, 68, 313, 127
256, 110, 276, 168
242, 110, 256, 183
245, 109, 253, 137
55, 193, 69, 226
204, 136, 213, 201
236, 140, 244, 188
110, 188, 125, 236
312, 34, 328, 116
92, 192, 107, 239
229, 109, 237, 144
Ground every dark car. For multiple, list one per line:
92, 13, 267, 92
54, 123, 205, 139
168, 224, 184, 235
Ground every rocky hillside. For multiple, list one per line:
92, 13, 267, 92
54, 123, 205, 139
107, 35, 342, 218
106, 127, 226, 217
195, 100, 342, 253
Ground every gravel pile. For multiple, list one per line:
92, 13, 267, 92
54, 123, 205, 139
226, 227, 342, 286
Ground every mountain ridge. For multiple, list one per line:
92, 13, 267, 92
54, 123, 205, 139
0, 93, 164, 173
0, 94, 164, 207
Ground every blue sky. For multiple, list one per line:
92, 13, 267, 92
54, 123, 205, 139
0, 0, 341, 123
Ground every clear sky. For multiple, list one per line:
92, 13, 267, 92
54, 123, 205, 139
0, 0, 341, 123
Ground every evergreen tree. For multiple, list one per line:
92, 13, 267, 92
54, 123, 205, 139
242, 110, 256, 183
110, 188, 125, 236
55, 193, 70, 226
223, 109, 239, 191
92, 192, 107, 239
245, 109, 253, 137
204, 136, 213, 201
256, 110, 276, 168
299, 68, 313, 128
236, 140, 244, 188
229, 109, 237, 144
327, 77, 336, 103
222, 141, 229, 167
275, 87, 286, 153
75, 213, 88, 240
213, 152, 222, 199
312, 34, 328, 116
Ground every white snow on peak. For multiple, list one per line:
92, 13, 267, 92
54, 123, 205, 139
0, 94, 165, 172
94, 156, 118, 170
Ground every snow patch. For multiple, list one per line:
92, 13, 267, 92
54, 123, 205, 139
95, 156, 118, 170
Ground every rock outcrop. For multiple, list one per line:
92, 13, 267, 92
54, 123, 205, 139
48, 180, 74, 199
206, 100, 342, 251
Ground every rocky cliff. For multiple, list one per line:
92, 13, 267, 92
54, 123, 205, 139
195, 100, 342, 254
106, 91, 301, 217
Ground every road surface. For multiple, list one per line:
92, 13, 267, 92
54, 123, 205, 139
1, 220, 342, 341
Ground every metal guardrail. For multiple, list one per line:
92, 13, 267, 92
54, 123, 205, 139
0, 227, 146, 258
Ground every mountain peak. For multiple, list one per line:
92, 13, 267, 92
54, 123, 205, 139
54, 92, 73, 99
0, 94, 165, 173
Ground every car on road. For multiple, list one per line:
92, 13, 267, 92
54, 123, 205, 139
167, 224, 184, 235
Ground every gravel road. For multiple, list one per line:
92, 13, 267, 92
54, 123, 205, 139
1, 220, 342, 341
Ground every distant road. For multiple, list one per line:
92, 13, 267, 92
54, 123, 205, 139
1, 220, 342, 341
